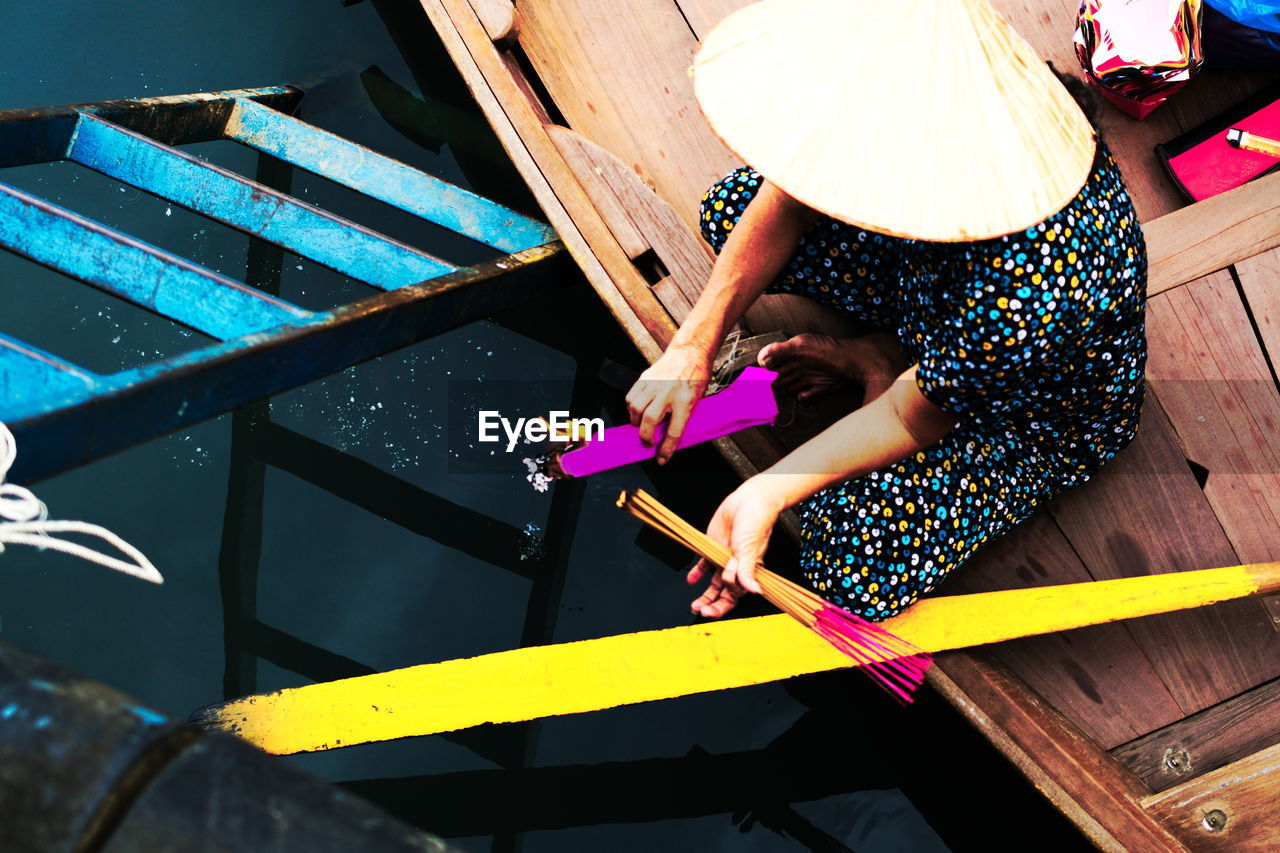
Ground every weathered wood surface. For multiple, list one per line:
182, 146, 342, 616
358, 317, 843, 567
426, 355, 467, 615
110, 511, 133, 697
1145, 268, 1280, 625
418, 0, 675, 360
1113, 677, 1280, 793
1142, 742, 1280, 852
1049, 397, 1280, 714
419, 0, 1280, 842
929, 655, 1189, 853
1145, 173, 1280, 296
1235, 251, 1280, 358
549, 125, 713, 321
548, 126, 652, 260
546, 125, 852, 337
514, 0, 739, 231
466, 0, 517, 43
943, 512, 1185, 750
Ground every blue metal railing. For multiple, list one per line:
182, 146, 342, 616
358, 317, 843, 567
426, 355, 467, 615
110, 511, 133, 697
0, 85, 566, 482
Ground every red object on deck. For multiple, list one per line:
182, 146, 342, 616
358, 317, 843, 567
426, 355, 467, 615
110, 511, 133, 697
1158, 85, 1280, 201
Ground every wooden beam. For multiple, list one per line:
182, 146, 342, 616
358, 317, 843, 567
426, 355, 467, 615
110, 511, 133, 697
417, 0, 674, 360
1142, 742, 1280, 851
1112, 678, 1280, 793
1146, 170, 1280, 297
1047, 397, 1280, 715
930, 654, 1188, 853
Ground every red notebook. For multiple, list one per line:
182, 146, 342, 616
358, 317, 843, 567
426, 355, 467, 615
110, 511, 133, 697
1156, 82, 1280, 202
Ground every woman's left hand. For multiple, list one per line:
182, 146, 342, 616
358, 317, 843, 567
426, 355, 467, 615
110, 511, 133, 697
688, 478, 785, 617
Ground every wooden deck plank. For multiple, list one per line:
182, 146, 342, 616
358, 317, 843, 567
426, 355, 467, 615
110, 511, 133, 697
515, 0, 739, 231
674, 0, 749, 40
1142, 742, 1280, 851
931, 655, 1189, 853
1235, 250, 1280, 360
548, 126, 714, 312
945, 513, 1185, 749
1145, 172, 1280, 298
418, 0, 675, 360
419, 0, 1280, 844
1145, 268, 1280, 627
1048, 396, 1280, 715
1113, 677, 1280, 793
547, 125, 652, 260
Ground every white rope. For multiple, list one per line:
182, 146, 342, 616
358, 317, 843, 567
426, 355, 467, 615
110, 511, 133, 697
0, 421, 163, 585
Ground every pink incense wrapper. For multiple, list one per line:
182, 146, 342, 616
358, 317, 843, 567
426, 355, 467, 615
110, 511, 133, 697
558, 366, 779, 478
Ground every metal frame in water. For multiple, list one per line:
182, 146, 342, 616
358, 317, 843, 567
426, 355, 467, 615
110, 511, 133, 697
0, 85, 568, 482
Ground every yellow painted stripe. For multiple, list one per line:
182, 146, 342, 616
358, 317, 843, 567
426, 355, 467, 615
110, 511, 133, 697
195, 563, 1274, 754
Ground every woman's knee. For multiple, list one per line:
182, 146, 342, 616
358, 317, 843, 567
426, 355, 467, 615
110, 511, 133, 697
699, 166, 763, 252
795, 492, 982, 621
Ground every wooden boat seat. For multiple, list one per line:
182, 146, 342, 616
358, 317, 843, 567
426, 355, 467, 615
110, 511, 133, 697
420, 0, 1280, 847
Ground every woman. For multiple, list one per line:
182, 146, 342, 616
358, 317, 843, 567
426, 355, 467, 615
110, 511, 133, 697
625, 0, 1147, 621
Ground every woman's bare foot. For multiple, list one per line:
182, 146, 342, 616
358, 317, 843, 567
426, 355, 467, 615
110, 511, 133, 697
758, 331, 907, 405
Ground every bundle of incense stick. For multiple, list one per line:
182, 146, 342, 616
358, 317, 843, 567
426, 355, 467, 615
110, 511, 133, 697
617, 489, 932, 702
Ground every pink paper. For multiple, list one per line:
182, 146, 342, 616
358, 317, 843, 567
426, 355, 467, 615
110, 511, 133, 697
558, 366, 778, 477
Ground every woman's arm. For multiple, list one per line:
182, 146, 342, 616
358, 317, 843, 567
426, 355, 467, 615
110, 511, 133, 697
690, 366, 958, 616
627, 180, 818, 463
666, 180, 818, 355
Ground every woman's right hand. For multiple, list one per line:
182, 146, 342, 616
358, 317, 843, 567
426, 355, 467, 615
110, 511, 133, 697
625, 344, 713, 465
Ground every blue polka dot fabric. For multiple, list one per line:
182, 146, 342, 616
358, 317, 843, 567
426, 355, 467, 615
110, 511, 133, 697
699, 142, 1147, 620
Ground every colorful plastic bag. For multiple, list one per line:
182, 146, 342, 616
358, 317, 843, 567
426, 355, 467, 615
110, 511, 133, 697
1206, 0, 1280, 33
1075, 0, 1206, 119
1203, 3, 1280, 66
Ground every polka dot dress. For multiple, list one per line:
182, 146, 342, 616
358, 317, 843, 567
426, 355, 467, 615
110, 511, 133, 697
699, 142, 1147, 621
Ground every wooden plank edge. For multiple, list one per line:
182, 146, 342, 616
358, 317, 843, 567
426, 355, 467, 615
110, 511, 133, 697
931, 653, 1189, 853
1141, 741, 1280, 851
1112, 676, 1280, 793
1146, 170, 1280, 298
421, 0, 809, 484
465, 0, 518, 44
404, 10, 1264, 849
417, 0, 671, 362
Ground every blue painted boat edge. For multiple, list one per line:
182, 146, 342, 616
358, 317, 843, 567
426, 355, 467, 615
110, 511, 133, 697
0, 86, 301, 168
0, 83, 567, 481
0, 180, 312, 341
227, 98, 556, 253
0, 334, 100, 422
4, 241, 572, 484
68, 113, 459, 289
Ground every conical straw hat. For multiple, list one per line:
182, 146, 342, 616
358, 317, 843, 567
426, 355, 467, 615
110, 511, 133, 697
693, 0, 1097, 241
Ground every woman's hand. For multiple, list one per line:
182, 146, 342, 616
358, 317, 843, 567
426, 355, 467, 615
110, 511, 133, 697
688, 477, 786, 617
625, 344, 713, 465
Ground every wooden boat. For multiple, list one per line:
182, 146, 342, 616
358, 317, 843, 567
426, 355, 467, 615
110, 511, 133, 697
402, 1, 1280, 849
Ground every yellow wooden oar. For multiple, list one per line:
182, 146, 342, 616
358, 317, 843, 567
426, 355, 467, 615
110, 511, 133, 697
192, 561, 1280, 755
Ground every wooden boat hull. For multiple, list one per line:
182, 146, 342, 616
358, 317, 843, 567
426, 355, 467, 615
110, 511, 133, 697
413, 1, 1280, 849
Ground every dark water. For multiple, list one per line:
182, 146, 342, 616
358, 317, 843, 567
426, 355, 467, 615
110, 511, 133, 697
0, 3, 1094, 851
